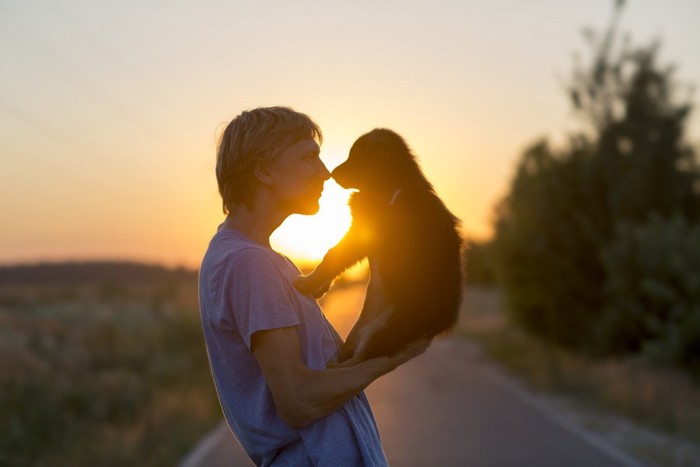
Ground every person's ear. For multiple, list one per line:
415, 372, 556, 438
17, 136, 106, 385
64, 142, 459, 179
253, 162, 274, 185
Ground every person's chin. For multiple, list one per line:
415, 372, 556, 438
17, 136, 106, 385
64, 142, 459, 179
290, 199, 320, 216
299, 203, 320, 216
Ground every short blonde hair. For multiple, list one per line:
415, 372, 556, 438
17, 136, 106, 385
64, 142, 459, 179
216, 107, 323, 213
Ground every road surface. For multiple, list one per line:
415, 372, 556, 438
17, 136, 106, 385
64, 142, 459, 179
180, 336, 643, 466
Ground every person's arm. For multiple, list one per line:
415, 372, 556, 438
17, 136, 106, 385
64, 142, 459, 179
252, 326, 428, 429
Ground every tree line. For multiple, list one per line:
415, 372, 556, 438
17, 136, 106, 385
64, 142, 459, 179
465, 3, 700, 373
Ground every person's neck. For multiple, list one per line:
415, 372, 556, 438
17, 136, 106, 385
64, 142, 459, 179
221, 201, 286, 248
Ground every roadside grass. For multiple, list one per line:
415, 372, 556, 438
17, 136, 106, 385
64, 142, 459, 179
0, 279, 221, 467
459, 286, 700, 463
7, 271, 699, 465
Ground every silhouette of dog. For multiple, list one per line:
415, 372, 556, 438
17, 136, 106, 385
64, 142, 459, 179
296, 129, 463, 363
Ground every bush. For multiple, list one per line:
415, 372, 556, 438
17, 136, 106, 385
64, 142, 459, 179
599, 216, 700, 371
492, 139, 611, 349
462, 239, 498, 285
490, 4, 700, 356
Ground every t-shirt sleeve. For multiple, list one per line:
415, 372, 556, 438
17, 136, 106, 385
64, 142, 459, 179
222, 248, 301, 349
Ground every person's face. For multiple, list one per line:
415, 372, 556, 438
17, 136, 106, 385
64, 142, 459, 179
265, 138, 331, 215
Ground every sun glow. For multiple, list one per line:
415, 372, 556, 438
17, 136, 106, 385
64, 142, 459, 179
270, 180, 353, 265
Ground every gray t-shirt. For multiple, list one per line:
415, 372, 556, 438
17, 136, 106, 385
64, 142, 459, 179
198, 227, 388, 466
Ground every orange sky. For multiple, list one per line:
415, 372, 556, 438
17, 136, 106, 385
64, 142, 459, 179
1, 1, 699, 268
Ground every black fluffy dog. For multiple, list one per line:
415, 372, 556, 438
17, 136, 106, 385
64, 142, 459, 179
296, 129, 463, 364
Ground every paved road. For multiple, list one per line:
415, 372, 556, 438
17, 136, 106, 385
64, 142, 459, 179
180, 337, 643, 467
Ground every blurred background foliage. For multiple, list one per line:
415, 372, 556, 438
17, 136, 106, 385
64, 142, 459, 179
465, 2, 700, 373
0, 263, 221, 466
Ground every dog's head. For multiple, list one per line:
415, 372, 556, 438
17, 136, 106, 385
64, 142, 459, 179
332, 129, 420, 192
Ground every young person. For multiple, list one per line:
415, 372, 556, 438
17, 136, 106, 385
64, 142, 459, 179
198, 107, 429, 466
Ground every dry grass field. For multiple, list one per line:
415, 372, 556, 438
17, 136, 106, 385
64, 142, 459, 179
0, 264, 221, 466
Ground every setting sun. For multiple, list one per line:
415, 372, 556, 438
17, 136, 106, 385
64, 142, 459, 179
270, 180, 354, 264
2, 1, 699, 272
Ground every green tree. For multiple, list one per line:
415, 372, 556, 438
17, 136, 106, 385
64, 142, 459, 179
491, 2, 700, 356
600, 216, 700, 370
462, 238, 497, 285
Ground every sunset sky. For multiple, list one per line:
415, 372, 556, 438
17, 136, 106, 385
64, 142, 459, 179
1, 0, 699, 268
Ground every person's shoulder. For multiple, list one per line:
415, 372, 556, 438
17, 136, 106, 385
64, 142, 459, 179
208, 230, 270, 259
201, 231, 268, 275
227, 245, 279, 269
205, 229, 299, 280
222, 240, 286, 273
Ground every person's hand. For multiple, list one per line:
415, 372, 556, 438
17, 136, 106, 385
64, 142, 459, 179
326, 338, 431, 371
384, 337, 432, 371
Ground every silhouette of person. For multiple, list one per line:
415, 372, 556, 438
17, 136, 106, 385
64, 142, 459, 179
198, 106, 428, 466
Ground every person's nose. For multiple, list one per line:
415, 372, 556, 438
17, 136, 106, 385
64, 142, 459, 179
319, 161, 331, 181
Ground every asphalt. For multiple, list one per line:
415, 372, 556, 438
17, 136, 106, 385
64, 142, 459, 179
180, 336, 644, 467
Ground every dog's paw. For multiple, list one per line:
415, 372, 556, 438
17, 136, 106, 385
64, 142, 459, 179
311, 279, 332, 298
294, 274, 316, 294
295, 275, 331, 298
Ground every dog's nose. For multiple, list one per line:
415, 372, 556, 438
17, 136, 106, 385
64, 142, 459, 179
330, 168, 346, 186
331, 164, 346, 180
330, 169, 351, 189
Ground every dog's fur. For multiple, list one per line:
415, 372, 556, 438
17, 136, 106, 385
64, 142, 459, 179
296, 129, 463, 363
